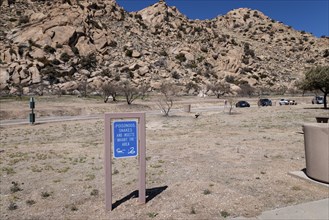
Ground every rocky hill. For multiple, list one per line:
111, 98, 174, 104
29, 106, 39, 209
0, 0, 328, 96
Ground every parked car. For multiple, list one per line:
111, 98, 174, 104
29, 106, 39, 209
236, 101, 250, 108
279, 99, 297, 105
279, 99, 289, 105
259, 98, 272, 106
312, 96, 324, 104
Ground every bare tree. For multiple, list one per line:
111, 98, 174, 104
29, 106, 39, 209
227, 98, 235, 115
29, 83, 45, 96
275, 85, 288, 95
157, 82, 176, 116
78, 77, 90, 97
13, 83, 24, 100
238, 83, 254, 97
102, 82, 117, 103
207, 81, 231, 98
139, 84, 149, 100
119, 80, 140, 105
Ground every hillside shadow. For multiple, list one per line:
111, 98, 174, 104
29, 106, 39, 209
112, 185, 168, 210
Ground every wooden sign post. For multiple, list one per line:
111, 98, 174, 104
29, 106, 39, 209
104, 112, 146, 211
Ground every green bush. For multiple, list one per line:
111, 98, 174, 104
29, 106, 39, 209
175, 53, 186, 62
43, 45, 56, 54
60, 52, 70, 62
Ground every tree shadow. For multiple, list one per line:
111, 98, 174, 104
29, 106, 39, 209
303, 107, 328, 110
112, 185, 168, 210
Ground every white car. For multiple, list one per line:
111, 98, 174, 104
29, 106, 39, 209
279, 99, 297, 105
279, 99, 289, 105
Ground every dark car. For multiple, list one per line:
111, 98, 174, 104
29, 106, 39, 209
259, 98, 272, 106
236, 101, 250, 108
312, 96, 324, 104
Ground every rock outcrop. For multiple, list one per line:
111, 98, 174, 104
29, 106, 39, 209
0, 0, 328, 96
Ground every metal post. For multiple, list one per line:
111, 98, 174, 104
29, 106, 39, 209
29, 97, 35, 124
138, 113, 146, 204
104, 114, 112, 211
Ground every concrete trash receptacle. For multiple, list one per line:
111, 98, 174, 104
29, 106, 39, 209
303, 123, 329, 183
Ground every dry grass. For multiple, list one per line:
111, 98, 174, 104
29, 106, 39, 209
0, 96, 328, 219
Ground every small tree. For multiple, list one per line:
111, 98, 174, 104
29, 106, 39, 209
299, 66, 329, 108
102, 82, 117, 103
238, 83, 254, 97
120, 81, 140, 105
227, 98, 235, 115
78, 77, 91, 97
207, 81, 231, 98
157, 82, 176, 116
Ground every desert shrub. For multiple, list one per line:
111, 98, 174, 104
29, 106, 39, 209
9, 17, 17, 22
125, 49, 133, 57
230, 38, 238, 45
175, 53, 186, 62
43, 45, 56, 54
18, 15, 29, 25
102, 82, 117, 103
26, 200, 36, 205
243, 14, 250, 21
238, 83, 255, 97
78, 78, 92, 97
242, 56, 249, 64
323, 49, 329, 58
36, 57, 51, 66
18, 44, 28, 56
51, 59, 60, 65
100, 69, 111, 77
194, 26, 203, 33
185, 61, 197, 69
127, 71, 134, 79
185, 82, 200, 93
240, 67, 252, 74
79, 53, 97, 70
225, 75, 235, 83
60, 52, 70, 62
119, 81, 141, 105
8, 202, 18, 210
157, 82, 177, 116
10, 182, 22, 193
251, 74, 259, 81
244, 43, 255, 57
171, 71, 180, 79
159, 50, 168, 56
200, 46, 208, 53
134, 14, 142, 20
207, 81, 231, 98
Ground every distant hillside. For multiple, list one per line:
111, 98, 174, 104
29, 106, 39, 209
0, 0, 328, 96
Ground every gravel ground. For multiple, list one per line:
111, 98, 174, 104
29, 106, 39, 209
0, 96, 328, 219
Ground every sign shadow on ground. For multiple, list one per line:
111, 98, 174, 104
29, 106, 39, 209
112, 185, 168, 210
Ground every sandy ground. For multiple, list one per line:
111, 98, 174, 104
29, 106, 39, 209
0, 95, 328, 220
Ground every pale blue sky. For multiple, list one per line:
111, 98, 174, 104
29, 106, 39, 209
116, 0, 329, 37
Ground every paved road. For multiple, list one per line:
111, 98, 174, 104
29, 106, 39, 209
0, 105, 226, 126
